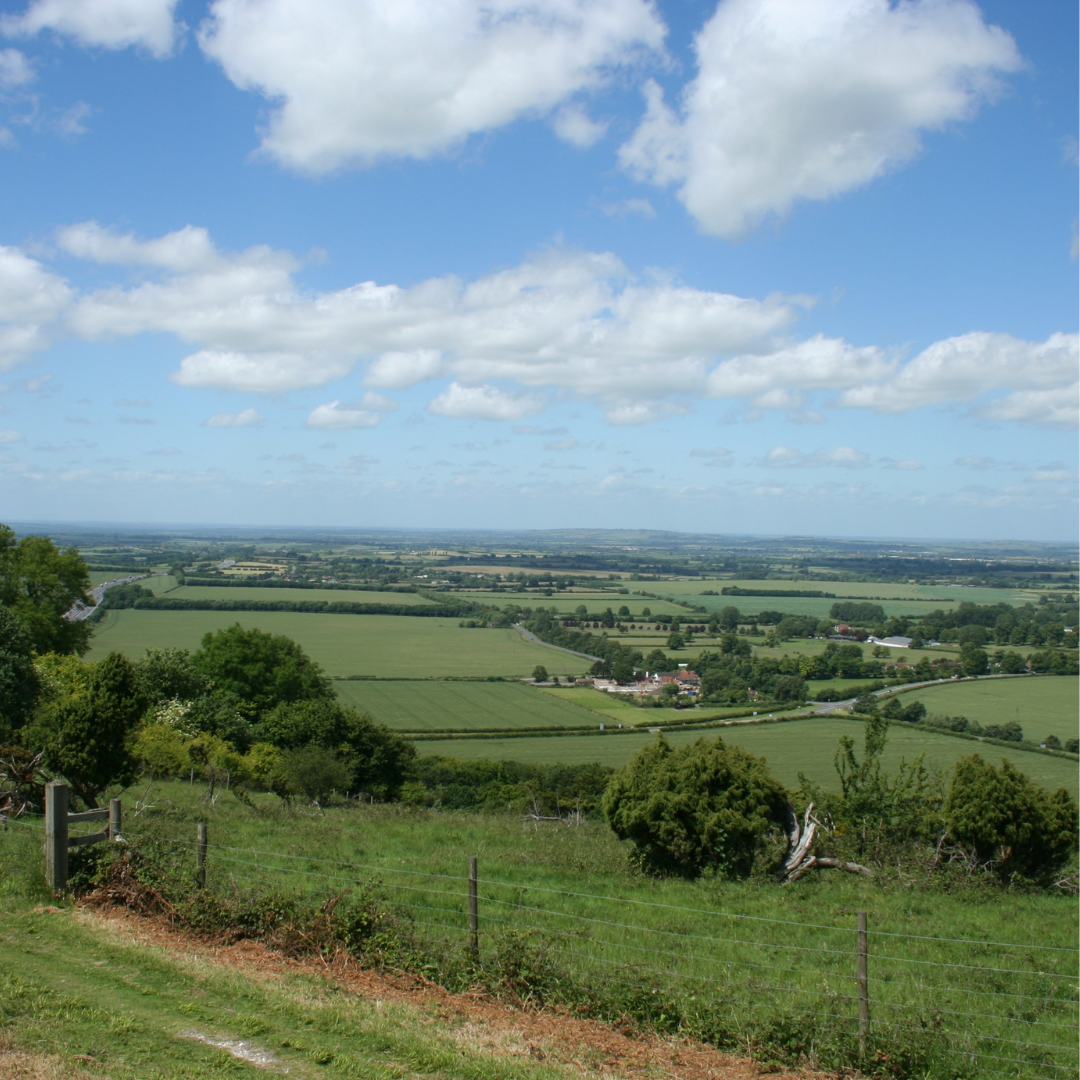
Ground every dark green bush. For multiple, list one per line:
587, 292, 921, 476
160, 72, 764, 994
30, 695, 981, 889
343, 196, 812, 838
603, 735, 788, 878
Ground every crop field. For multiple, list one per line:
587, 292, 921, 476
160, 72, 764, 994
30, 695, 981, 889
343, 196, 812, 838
165, 585, 436, 605
416, 715, 1080, 796
333, 680, 600, 730
896, 676, 1079, 744
87, 611, 588, 678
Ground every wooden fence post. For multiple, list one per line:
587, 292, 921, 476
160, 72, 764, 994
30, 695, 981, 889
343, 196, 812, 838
196, 823, 208, 888
857, 910, 869, 1058
44, 782, 69, 892
468, 855, 479, 960
109, 798, 122, 841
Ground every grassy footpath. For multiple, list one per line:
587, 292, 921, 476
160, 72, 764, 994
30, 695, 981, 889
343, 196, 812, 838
0, 838, 594, 1080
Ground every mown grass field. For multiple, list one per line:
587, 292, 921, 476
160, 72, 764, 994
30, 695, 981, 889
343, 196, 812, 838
896, 677, 1079, 744
416, 716, 1080, 796
334, 680, 601, 731
166, 585, 436, 605
88, 611, 587, 678
5, 783, 1073, 1078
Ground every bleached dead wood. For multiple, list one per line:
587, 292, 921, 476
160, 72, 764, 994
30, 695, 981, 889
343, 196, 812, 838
777, 801, 874, 882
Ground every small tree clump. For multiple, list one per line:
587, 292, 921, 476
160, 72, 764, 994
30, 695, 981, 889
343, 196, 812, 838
603, 736, 789, 878
0, 606, 39, 740
192, 624, 333, 719
258, 699, 416, 801
37, 652, 146, 807
944, 755, 1078, 882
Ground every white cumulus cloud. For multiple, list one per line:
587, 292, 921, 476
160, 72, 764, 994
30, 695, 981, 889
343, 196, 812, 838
0, 48, 34, 88
619, 0, 1020, 237
552, 103, 608, 148
58, 222, 221, 273
306, 392, 397, 429
763, 445, 869, 468
839, 332, 1079, 428
2, 0, 182, 57
428, 382, 544, 422
198, 0, 664, 173
0, 245, 71, 369
975, 386, 1079, 430
203, 407, 265, 428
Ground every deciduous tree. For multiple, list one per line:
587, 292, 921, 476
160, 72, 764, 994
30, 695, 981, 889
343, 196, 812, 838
0, 524, 92, 655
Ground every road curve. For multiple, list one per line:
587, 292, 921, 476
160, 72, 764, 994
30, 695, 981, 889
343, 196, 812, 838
512, 623, 604, 663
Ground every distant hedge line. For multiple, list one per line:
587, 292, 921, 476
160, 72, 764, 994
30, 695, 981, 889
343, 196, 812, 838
125, 596, 490, 618
182, 576, 420, 594
721, 587, 836, 598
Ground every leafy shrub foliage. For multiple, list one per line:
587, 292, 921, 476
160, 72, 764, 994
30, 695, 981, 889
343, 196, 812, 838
944, 755, 1078, 882
602, 736, 789, 878
192, 624, 334, 719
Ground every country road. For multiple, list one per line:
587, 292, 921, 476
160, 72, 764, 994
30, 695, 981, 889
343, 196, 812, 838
512, 623, 604, 663
65, 574, 152, 621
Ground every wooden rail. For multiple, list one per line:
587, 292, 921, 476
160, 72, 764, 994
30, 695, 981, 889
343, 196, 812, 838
44, 782, 121, 892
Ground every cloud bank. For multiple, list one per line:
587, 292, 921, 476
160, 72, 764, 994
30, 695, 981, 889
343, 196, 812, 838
0, 222, 1073, 428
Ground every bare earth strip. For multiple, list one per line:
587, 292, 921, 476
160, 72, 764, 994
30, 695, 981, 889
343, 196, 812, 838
82, 905, 821, 1080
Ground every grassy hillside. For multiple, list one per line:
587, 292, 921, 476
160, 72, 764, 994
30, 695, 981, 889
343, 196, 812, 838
4, 784, 1073, 1078
0, 832, 629, 1080
415, 716, 1080, 796
88, 611, 588, 678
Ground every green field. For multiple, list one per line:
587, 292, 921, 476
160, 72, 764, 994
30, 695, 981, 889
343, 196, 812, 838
416, 715, 1080, 796
896, 677, 1079, 744
456, 590, 690, 616
166, 585, 436, 605
539, 686, 749, 723
334, 680, 601, 730
88, 610, 588, 678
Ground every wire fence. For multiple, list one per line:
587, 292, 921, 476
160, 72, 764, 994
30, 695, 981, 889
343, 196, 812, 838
129, 827, 1080, 1079
8, 805, 1078, 1079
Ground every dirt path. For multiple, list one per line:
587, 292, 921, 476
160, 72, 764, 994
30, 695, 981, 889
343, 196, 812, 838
83, 905, 826, 1080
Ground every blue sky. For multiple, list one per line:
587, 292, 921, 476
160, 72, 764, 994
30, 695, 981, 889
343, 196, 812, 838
0, 0, 1075, 539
